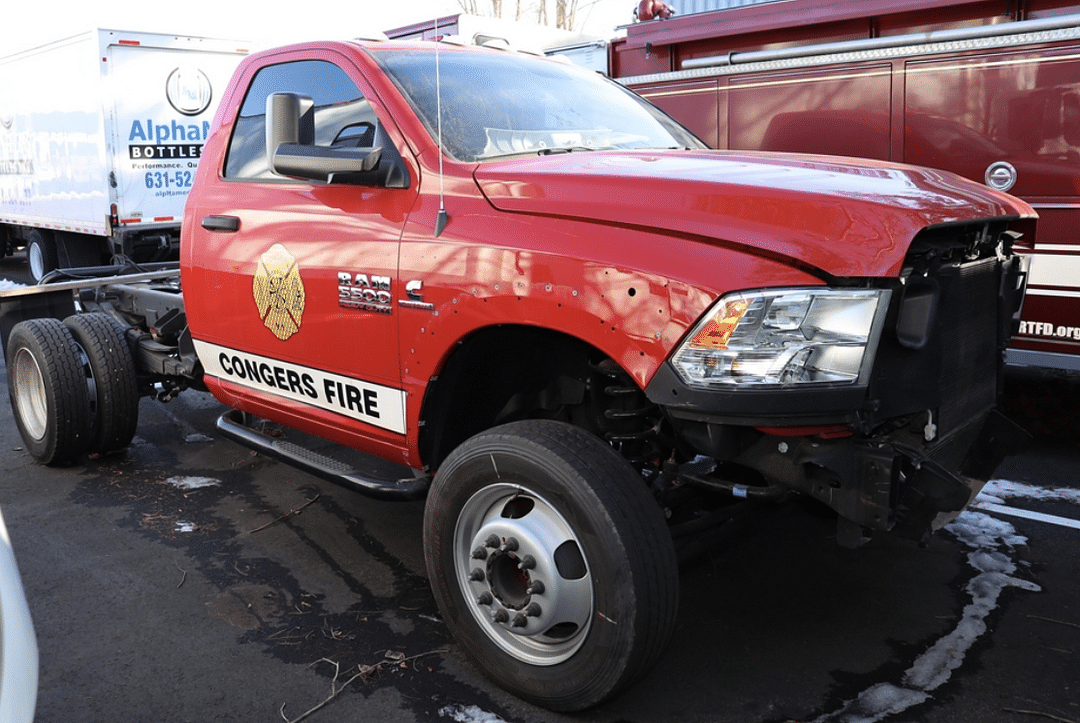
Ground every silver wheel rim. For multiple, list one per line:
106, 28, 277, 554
28, 241, 45, 281
453, 483, 594, 666
12, 347, 48, 441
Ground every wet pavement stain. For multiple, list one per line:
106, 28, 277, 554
64, 445, 500, 722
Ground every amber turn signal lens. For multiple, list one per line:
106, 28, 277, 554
687, 299, 748, 349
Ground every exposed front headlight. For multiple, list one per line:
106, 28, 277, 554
671, 288, 891, 389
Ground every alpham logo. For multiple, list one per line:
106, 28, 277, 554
165, 66, 213, 116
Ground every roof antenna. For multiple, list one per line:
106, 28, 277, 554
434, 16, 450, 238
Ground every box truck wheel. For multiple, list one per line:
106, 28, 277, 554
26, 230, 58, 283
6, 318, 91, 465
423, 420, 679, 711
64, 314, 139, 454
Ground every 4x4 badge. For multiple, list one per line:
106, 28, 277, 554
253, 244, 305, 340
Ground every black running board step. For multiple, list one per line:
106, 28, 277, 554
217, 409, 430, 501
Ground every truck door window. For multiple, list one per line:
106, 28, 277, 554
224, 60, 380, 179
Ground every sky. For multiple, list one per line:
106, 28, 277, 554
0, 0, 634, 57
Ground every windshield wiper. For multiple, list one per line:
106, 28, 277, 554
537, 146, 599, 155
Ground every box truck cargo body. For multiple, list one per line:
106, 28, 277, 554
0, 29, 247, 280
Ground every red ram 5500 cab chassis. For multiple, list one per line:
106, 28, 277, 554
0, 38, 1034, 711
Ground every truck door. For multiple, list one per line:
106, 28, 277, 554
185, 56, 416, 440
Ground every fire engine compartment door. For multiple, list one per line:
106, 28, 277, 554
726, 64, 893, 160
905, 46, 1080, 363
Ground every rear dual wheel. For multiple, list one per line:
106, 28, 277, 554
424, 420, 679, 711
7, 318, 91, 465
64, 313, 139, 454
7, 314, 138, 465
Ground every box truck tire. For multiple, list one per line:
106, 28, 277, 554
26, 230, 57, 283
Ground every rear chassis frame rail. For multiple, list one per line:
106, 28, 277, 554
0, 266, 185, 363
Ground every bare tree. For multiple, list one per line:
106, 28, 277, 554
457, 0, 583, 30
555, 0, 580, 29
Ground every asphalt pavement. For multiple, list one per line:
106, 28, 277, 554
0, 250, 1077, 723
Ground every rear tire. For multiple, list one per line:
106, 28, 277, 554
26, 229, 58, 283
424, 420, 679, 711
6, 319, 91, 465
64, 313, 139, 454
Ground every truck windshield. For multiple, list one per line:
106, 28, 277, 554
371, 47, 704, 162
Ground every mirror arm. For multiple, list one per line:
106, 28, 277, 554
272, 144, 383, 183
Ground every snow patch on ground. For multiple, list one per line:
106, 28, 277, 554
438, 704, 512, 723
980, 478, 1080, 505
813, 486, 1045, 723
947, 509, 1028, 550
0, 279, 25, 292
164, 476, 220, 490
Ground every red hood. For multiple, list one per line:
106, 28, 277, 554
474, 150, 1035, 277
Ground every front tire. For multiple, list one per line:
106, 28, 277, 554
424, 420, 678, 711
6, 318, 91, 465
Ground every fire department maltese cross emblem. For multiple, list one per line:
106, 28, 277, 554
253, 244, 305, 340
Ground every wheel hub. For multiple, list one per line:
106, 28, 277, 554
486, 543, 532, 611
455, 484, 594, 665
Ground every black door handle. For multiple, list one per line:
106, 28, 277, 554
201, 215, 240, 232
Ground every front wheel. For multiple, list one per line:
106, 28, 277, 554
423, 420, 679, 711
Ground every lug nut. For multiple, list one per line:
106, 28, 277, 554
493, 609, 509, 623
477, 592, 493, 606
526, 602, 542, 617
469, 568, 485, 582
517, 554, 536, 570
502, 537, 519, 552
471, 547, 488, 560
485, 534, 500, 548
512, 614, 528, 628
526, 581, 545, 595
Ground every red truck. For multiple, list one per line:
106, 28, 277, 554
608, 0, 1080, 372
0, 38, 1032, 710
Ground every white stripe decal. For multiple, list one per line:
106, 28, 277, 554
1027, 253, 1080, 288
1023, 288, 1080, 299
1025, 244, 1080, 251
970, 501, 1080, 531
194, 339, 406, 435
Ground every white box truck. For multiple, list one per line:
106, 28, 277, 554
0, 29, 248, 280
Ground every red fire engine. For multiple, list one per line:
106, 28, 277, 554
611, 0, 1080, 371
